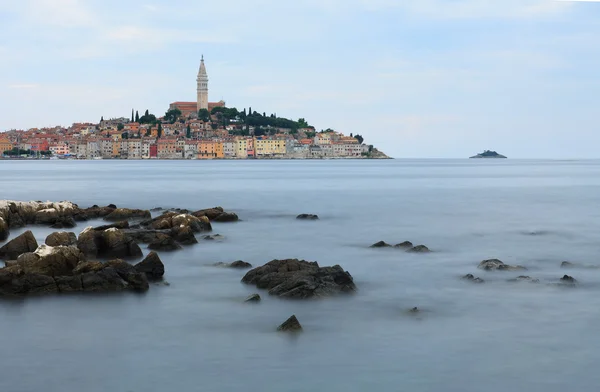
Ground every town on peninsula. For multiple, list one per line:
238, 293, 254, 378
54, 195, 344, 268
0, 57, 388, 160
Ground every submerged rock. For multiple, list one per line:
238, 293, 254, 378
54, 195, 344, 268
296, 214, 319, 220
462, 274, 485, 283
134, 251, 165, 281
560, 275, 577, 284
478, 259, 527, 271
407, 245, 430, 253
370, 241, 392, 248
0, 230, 39, 260
93, 221, 130, 231
508, 276, 540, 283
170, 225, 197, 245
245, 293, 261, 302
242, 259, 356, 299
0, 218, 8, 241
277, 315, 302, 332
394, 241, 413, 249
202, 234, 225, 241
45, 231, 77, 247
214, 260, 252, 269
50, 216, 77, 229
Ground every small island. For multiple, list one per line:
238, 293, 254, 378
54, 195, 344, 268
469, 150, 507, 159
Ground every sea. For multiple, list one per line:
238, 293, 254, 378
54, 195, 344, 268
2, 159, 600, 392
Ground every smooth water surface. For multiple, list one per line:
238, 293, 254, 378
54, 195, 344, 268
2, 159, 600, 392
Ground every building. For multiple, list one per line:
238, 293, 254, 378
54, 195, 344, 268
255, 137, 286, 157
198, 140, 223, 159
197, 55, 209, 111
169, 57, 226, 118
0, 138, 13, 153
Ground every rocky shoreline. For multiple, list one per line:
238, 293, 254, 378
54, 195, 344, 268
0, 199, 586, 331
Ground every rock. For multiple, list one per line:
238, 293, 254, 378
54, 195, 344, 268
93, 221, 130, 231
370, 241, 392, 248
77, 227, 142, 259
50, 216, 76, 229
0, 218, 8, 241
242, 259, 356, 299
16, 245, 84, 277
245, 293, 261, 302
107, 204, 117, 209
394, 241, 413, 248
134, 251, 165, 281
45, 232, 77, 247
81, 205, 115, 219
73, 261, 104, 274
104, 208, 151, 221
214, 260, 252, 269
296, 214, 319, 220
214, 212, 239, 222
407, 245, 430, 253
55, 275, 83, 292
34, 208, 60, 224
146, 212, 212, 233
80, 260, 149, 292
560, 275, 577, 284
202, 234, 224, 241
148, 234, 182, 251
230, 260, 252, 269
0, 230, 39, 260
277, 315, 302, 332
150, 207, 163, 212
462, 274, 485, 283
77, 227, 100, 257
101, 228, 143, 259
192, 207, 224, 220
170, 226, 197, 245
122, 229, 171, 244
408, 307, 420, 313
104, 259, 149, 291
561, 261, 574, 268
478, 259, 527, 271
508, 276, 540, 283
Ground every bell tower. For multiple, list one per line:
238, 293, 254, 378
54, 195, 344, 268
197, 55, 209, 112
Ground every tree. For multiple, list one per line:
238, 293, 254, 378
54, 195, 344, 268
354, 134, 364, 144
131, 109, 134, 123
117, 123, 124, 131
122, 132, 128, 140
174, 130, 179, 135
145, 128, 151, 137
186, 125, 191, 138
350, 133, 353, 137
100, 116, 104, 123
135, 111, 139, 123
198, 109, 210, 122
144, 109, 149, 117
165, 108, 182, 124
157, 122, 162, 138
298, 118, 309, 128
211, 106, 226, 115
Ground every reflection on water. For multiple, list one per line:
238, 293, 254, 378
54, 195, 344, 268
2, 159, 600, 392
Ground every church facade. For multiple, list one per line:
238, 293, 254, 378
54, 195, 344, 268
169, 56, 225, 118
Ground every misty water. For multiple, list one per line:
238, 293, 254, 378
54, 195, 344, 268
2, 159, 600, 392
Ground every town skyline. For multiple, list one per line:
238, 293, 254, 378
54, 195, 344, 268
1, 1, 599, 158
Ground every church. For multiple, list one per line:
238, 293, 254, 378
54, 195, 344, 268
169, 56, 226, 118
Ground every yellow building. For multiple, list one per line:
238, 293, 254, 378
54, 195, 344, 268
255, 138, 286, 156
112, 141, 120, 157
197, 140, 224, 159
235, 138, 248, 158
0, 138, 13, 153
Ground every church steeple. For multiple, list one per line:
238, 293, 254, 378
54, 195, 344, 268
197, 55, 209, 112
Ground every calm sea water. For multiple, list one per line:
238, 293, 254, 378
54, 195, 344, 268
2, 159, 600, 392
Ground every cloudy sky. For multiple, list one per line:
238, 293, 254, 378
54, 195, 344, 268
0, 0, 598, 158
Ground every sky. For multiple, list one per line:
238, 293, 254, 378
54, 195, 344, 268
0, 0, 599, 158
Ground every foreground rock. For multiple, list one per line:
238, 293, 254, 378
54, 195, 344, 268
49, 216, 76, 229
478, 259, 527, 271
277, 315, 302, 332
462, 274, 485, 283
148, 234, 182, 251
134, 251, 165, 281
0, 251, 149, 296
0, 201, 80, 228
77, 227, 143, 259
0, 230, 39, 260
508, 276, 540, 283
0, 218, 8, 241
104, 208, 151, 222
146, 212, 212, 233
93, 221, 130, 231
45, 232, 77, 247
296, 214, 319, 220
242, 259, 356, 299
